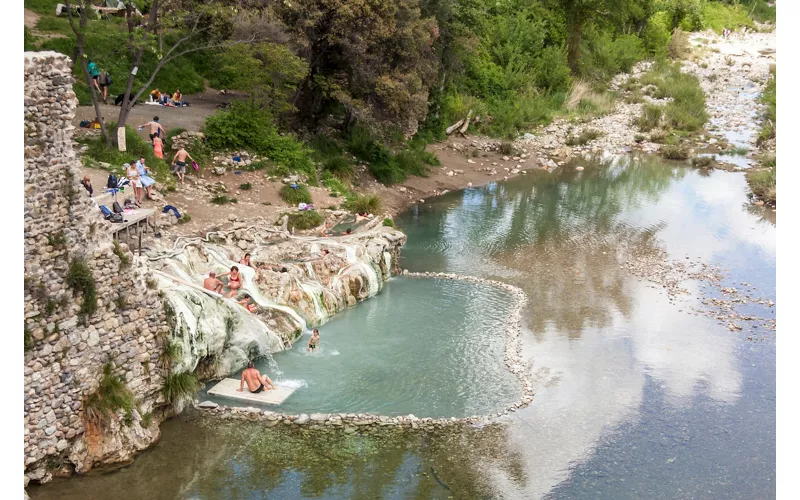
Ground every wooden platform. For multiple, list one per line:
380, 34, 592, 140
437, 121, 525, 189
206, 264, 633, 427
207, 378, 295, 405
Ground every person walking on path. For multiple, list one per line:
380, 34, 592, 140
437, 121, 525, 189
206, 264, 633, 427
87, 60, 100, 94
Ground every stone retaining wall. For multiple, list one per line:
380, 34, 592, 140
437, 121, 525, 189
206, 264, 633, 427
24, 52, 168, 484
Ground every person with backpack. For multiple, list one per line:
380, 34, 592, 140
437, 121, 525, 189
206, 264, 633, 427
87, 60, 101, 94
98, 71, 112, 103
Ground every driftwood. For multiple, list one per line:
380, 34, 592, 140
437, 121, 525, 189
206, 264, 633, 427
445, 119, 464, 135
458, 109, 473, 135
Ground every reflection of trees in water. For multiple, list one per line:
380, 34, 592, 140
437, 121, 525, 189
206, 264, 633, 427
402, 156, 682, 336
744, 202, 776, 227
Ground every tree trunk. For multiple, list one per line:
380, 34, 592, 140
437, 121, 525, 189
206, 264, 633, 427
567, 17, 583, 74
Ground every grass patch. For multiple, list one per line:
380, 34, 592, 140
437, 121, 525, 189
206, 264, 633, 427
691, 156, 715, 168
499, 142, 515, 156
345, 194, 382, 214
649, 129, 668, 143
286, 211, 324, 231
162, 372, 200, 404
84, 363, 135, 426
660, 144, 690, 160
66, 257, 97, 318
159, 340, 182, 372
279, 184, 312, 205
382, 218, 395, 228
747, 168, 776, 205
79, 125, 171, 180
725, 146, 749, 156
757, 66, 776, 146
210, 195, 238, 205
177, 213, 192, 224
322, 155, 355, 181
25, 326, 34, 352
636, 105, 663, 132
565, 129, 602, 146
634, 134, 646, 143
239, 183, 252, 191
640, 62, 708, 133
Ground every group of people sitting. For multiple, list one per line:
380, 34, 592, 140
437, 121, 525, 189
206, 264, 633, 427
203, 253, 260, 314
148, 89, 187, 107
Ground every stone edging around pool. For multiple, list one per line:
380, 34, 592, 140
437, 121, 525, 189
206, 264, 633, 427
193, 271, 534, 431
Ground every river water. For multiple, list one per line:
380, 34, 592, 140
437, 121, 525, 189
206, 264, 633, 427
30, 154, 776, 499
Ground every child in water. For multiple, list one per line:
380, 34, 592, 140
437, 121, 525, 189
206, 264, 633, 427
307, 328, 320, 352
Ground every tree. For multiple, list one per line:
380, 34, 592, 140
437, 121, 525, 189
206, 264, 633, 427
64, 0, 112, 147
276, 0, 440, 137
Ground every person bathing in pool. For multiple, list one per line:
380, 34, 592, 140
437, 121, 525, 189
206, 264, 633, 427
238, 362, 276, 393
307, 328, 320, 352
217, 265, 242, 298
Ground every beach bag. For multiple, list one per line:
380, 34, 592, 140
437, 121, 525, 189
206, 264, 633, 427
191, 160, 199, 171
109, 213, 123, 223
99, 205, 113, 220
107, 173, 118, 189
112, 201, 123, 214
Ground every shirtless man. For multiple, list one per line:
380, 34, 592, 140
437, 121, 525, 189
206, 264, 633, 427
139, 116, 165, 145
237, 362, 276, 393
171, 147, 194, 184
203, 272, 224, 294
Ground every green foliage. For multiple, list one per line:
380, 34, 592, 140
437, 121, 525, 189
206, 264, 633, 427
382, 218, 395, 228
66, 257, 97, 318
286, 211, 324, 231
641, 62, 707, 132
637, 105, 663, 132
565, 129, 602, 146
499, 142, 515, 156
162, 372, 200, 404
25, 326, 34, 352
578, 33, 646, 82
280, 184, 312, 205
757, 67, 776, 146
141, 412, 153, 428
23, 0, 60, 15
342, 125, 438, 185
79, 125, 170, 180
701, 2, 755, 33
239, 183, 252, 191
649, 129, 668, 143
322, 155, 355, 181
84, 363, 135, 425
346, 194, 382, 215
203, 103, 314, 176
660, 144, 690, 160
641, 12, 671, 57
747, 168, 776, 205
725, 146, 749, 156
24, 27, 39, 51
159, 340, 182, 372
46, 231, 67, 249
177, 213, 192, 224
691, 155, 715, 167
741, 0, 776, 24
210, 194, 238, 205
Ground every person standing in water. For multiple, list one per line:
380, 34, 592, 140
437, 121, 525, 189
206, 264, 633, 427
307, 328, 320, 352
237, 362, 276, 393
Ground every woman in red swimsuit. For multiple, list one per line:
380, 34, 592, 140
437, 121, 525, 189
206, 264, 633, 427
217, 266, 242, 298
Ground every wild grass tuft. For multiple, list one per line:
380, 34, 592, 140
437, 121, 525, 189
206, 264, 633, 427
565, 129, 602, 146
660, 144, 690, 160
210, 194, 238, 205
691, 156, 715, 167
66, 257, 97, 318
747, 168, 776, 205
239, 183, 252, 191
636, 105, 663, 132
279, 184, 312, 205
84, 363, 135, 426
286, 211, 324, 230
162, 372, 200, 404
346, 194, 382, 214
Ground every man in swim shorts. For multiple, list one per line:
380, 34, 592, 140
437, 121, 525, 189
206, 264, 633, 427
237, 362, 276, 393
139, 116, 165, 144
203, 272, 224, 294
171, 147, 194, 184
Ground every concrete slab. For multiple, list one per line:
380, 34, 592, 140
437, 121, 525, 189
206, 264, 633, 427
207, 378, 295, 406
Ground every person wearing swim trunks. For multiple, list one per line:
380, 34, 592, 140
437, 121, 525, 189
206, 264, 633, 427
307, 328, 320, 352
217, 265, 242, 298
139, 116, 166, 145
237, 362, 276, 393
171, 147, 194, 184
203, 272, 224, 294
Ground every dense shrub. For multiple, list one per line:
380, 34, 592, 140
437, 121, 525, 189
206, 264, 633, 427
565, 129, 602, 146
641, 63, 707, 132
322, 155, 355, 180
287, 211, 324, 230
701, 2, 755, 33
204, 103, 314, 176
747, 168, 776, 205
535, 46, 572, 92
637, 105, 663, 132
660, 144, 690, 160
279, 184, 312, 205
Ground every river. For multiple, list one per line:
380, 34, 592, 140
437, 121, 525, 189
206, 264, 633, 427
30, 154, 776, 499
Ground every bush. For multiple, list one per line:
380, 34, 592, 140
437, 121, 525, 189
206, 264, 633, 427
701, 2, 755, 34
204, 103, 314, 176
210, 194, 237, 205
634, 134, 646, 143
660, 144, 690, 160
322, 155, 355, 180
642, 12, 671, 57
757, 67, 776, 146
649, 129, 668, 143
565, 129, 602, 146
286, 211, 324, 230
747, 168, 776, 205
24, 27, 39, 51
535, 46, 571, 92
668, 29, 690, 60
280, 184, 312, 205
499, 142, 515, 155
382, 218, 395, 228
177, 213, 191, 224
642, 63, 707, 132
637, 105, 663, 132
346, 194, 382, 214
162, 372, 200, 404
691, 155, 715, 167
239, 183, 252, 191
66, 257, 97, 318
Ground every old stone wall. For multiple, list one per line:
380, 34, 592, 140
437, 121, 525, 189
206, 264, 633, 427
23, 52, 167, 484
